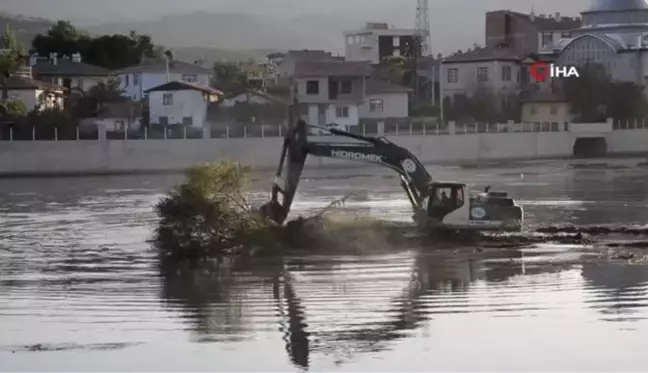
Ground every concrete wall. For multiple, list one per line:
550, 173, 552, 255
2, 128, 647, 176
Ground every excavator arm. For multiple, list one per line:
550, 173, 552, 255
259, 119, 434, 225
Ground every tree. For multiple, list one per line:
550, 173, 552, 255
72, 78, 127, 117
32, 21, 163, 70
0, 99, 27, 118
0, 25, 26, 99
212, 62, 249, 94
562, 63, 645, 122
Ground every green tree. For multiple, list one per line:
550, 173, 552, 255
0, 25, 26, 99
0, 99, 27, 118
32, 21, 162, 70
212, 61, 249, 94
72, 78, 127, 117
562, 63, 645, 122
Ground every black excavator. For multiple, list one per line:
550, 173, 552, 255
259, 119, 523, 233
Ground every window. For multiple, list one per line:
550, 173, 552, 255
124, 75, 129, 86
76, 79, 83, 88
447, 68, 458, 83
163, 93, 173, 105
561, 32, 572, 39
393, 36, 400, 47
340, 80, 352, 94
133, 73, 139, 85
501, 65, 512, 81
182, 74, 198, 83
541, 32, 553, 46
477, 67, 489, 82
182, 117, 193, 126
393, 49, 400, 57
529, 105, 537, 115
369, 99, 383, 112
336, 106, 349, 118
159, 116, 169, 126
550, 105, 558, 115
306, 80, 319, 95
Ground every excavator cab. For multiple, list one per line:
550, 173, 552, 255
426, 183, 466, 222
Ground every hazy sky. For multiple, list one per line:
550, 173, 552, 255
1, 0, 592, 53
0, 0, 590, 22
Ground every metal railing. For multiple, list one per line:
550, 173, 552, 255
1, 120, 645, 141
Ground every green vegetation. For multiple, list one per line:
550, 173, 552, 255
31, 21, 164, 70
561, 63, 646, 122
153, 161, 411, 265
154, 160, 280, 264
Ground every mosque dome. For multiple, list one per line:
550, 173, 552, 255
584, 0, 648, 12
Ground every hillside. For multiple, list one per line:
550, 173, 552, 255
85, 11, 364, 54
0, 12, 279, 63
0, 12, 52, 48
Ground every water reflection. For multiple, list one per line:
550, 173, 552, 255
158, 247, 579, 370
582, 263, 648, 323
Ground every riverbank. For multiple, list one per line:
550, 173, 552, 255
0, 127, 647, 177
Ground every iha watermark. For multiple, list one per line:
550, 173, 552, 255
529, 61, 580, 82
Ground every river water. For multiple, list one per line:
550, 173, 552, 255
1, 159, 648, 372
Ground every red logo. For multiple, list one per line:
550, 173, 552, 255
529, 61, 550, 82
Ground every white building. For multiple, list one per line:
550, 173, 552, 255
4, 75, 65, 112
31, 53, 114, 93
344, 22, 420, 64
294, 60, 411, 129
145, 81, 221, 128
117, 58, 213, 101
441, 48, 523, 100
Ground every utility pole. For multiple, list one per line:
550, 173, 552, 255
414, 0, 431, 104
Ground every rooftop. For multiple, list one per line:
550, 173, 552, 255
444, 47, 522, 63
4, 75, 65, 91
294, 61, 372, 77
584, 0, 648, 12
32, 57, 113, 77
285, 50, 336, 62
489, 10, 582, 31
144, 81, 222, 95
117, 58, 212, 75
365, 79, 412, 94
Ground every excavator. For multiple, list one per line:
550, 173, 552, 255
258, 117, 524, 233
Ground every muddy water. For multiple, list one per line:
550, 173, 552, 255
1, 159, 648, 372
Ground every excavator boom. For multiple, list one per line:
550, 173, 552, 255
259, 119, 434, 225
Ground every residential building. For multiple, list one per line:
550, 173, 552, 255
4, 75, 65, 111
274, 50, 337, 79
441, 48, 524, 100
220, 90, 289, 107
93, 101, 143, 131
117, 58, 213, 101
144, 81, 221, 129
344, 22, 422, 64
358, 80, 412, 124
520, 92, 573, 124
292, 60, 411, 128
486, 10, 582, 54
30, 53, 113, 93
294, 60, 372, 128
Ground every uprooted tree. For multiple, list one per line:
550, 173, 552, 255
155, 160, 279, 262
154, 160, 408, 265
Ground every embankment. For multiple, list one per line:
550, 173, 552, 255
0, 129, 647, 177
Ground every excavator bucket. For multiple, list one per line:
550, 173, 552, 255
258, 119, 309, 225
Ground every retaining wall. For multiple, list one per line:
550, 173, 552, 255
0, 129, 646, 176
